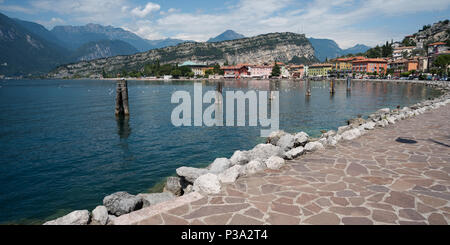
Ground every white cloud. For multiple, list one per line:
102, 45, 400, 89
131, 2, 160, 18
36, 17, 65, 29
0, 4, 35, 14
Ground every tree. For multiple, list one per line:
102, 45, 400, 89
171, 69, 182, 78
433, 54, 450, 75
271, 63, 281, 77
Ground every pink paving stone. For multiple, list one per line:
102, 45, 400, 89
183, 203, 250, 219
203, 213, 233, 225
161, 213, 189, 225
266, 212, 301, 225
342, 217, 374, 225
271, 202, 301, 216
190, 219, 206, 225
366, 202, 395, 211
346, 163, 369, 176
417, 203, 437, 213
296, 193, 319, 205
315, 198, 332, 207
389, 180, 416, 191
362, 176, 394, 185
329, 207, 371, 216
304, 203, 323, 214
384, 191, 416, 208
251, 201, 269, 213
224, 197, 246, 204
273, 197, 294, 204
428, 213, 448, 225
398, 221, 428, 225
138, 214, 163, 225
210, 197, 224, 204
417, 195, 448, 207
330, 197, 349, 206
372, 210, 398, 224
167, 204, 190, 216
244, 208, 265, 219
304, 212, 341, 225
228, 214, 264, 225
398, 209, 426, 221
261, 184, 282, 194
249, 194, 277, 203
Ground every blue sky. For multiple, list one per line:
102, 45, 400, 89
1, 0, 449, 48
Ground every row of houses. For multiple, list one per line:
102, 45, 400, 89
178, 41, 449, 79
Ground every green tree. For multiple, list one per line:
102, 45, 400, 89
171, 69, 182, 78
271, 63, 281, 77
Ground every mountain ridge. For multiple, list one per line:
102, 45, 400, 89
49, 32, 318, 78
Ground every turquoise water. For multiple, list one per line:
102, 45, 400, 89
0, 79, 440, 224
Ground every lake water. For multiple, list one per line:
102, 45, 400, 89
0, 79, 441, 224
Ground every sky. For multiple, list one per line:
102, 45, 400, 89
0, 0, 449, 49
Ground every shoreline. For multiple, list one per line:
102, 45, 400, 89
42, 79, 450, 225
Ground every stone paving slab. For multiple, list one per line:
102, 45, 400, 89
117, 104, 450, 225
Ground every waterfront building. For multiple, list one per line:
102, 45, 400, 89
221, 64, 250, 78
308, 63, 333, 77
352, 58, 388, 75
288, 65, 306, 78
393, 46, 416, 60
389, 58, 419, 77
247, 65, 273, 79
180, 61, 213, 76
417, 56, 429, 72
330, 57, 365, 77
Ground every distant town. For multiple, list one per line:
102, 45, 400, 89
104, 36, 449, 82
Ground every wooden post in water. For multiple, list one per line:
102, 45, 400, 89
115, 79, 130, 117
346, 76, 352, 91
330, 79, 335, 94
306, 78, 311, 96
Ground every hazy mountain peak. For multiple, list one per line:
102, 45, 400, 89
207, 30, 245, 42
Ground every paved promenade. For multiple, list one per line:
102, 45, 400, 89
116, 104, 450, 225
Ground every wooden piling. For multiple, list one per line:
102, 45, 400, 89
330, 79, 335, 94
115, 79, 130, 117
306, 78, 311, 96
346, 76, 352, 91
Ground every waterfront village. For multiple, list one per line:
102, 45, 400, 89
111, 39, 450, 82
172, 41, 449, 81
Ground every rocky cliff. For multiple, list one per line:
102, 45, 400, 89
49, 32, 318, 79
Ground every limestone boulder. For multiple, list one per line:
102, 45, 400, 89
103, 192, 143, 216
218, 165, 242, 183
293, 132, 309, 146
341, 128, 361, 141
207, 158, 232, 174
266, 130, 287, 145
266, 156, 285, 170
164, 176, 183, 196
284, 146, 304, 160
229, 150, 250, 165
243, 160, 267, 175
91, 206, 109, 225
276, 134, 295, 151
137, 192, 176, 208
304, 141, 325, 152
176, 166, 209, 183
248, 144, 283, 163
43, 210, 90, 225
193, 173, 221, 194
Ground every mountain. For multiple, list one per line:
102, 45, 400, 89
308, 38, 370, 61
145, 38, 188, 49
13, 18, 66, 49
71, 40, 139, 61
342, 44, 371, 55
49, 32, 318, 78
50, 23, 153, 51
208, 30, 245, 42
0, 12, 69, 76
308, 38, 342, 62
